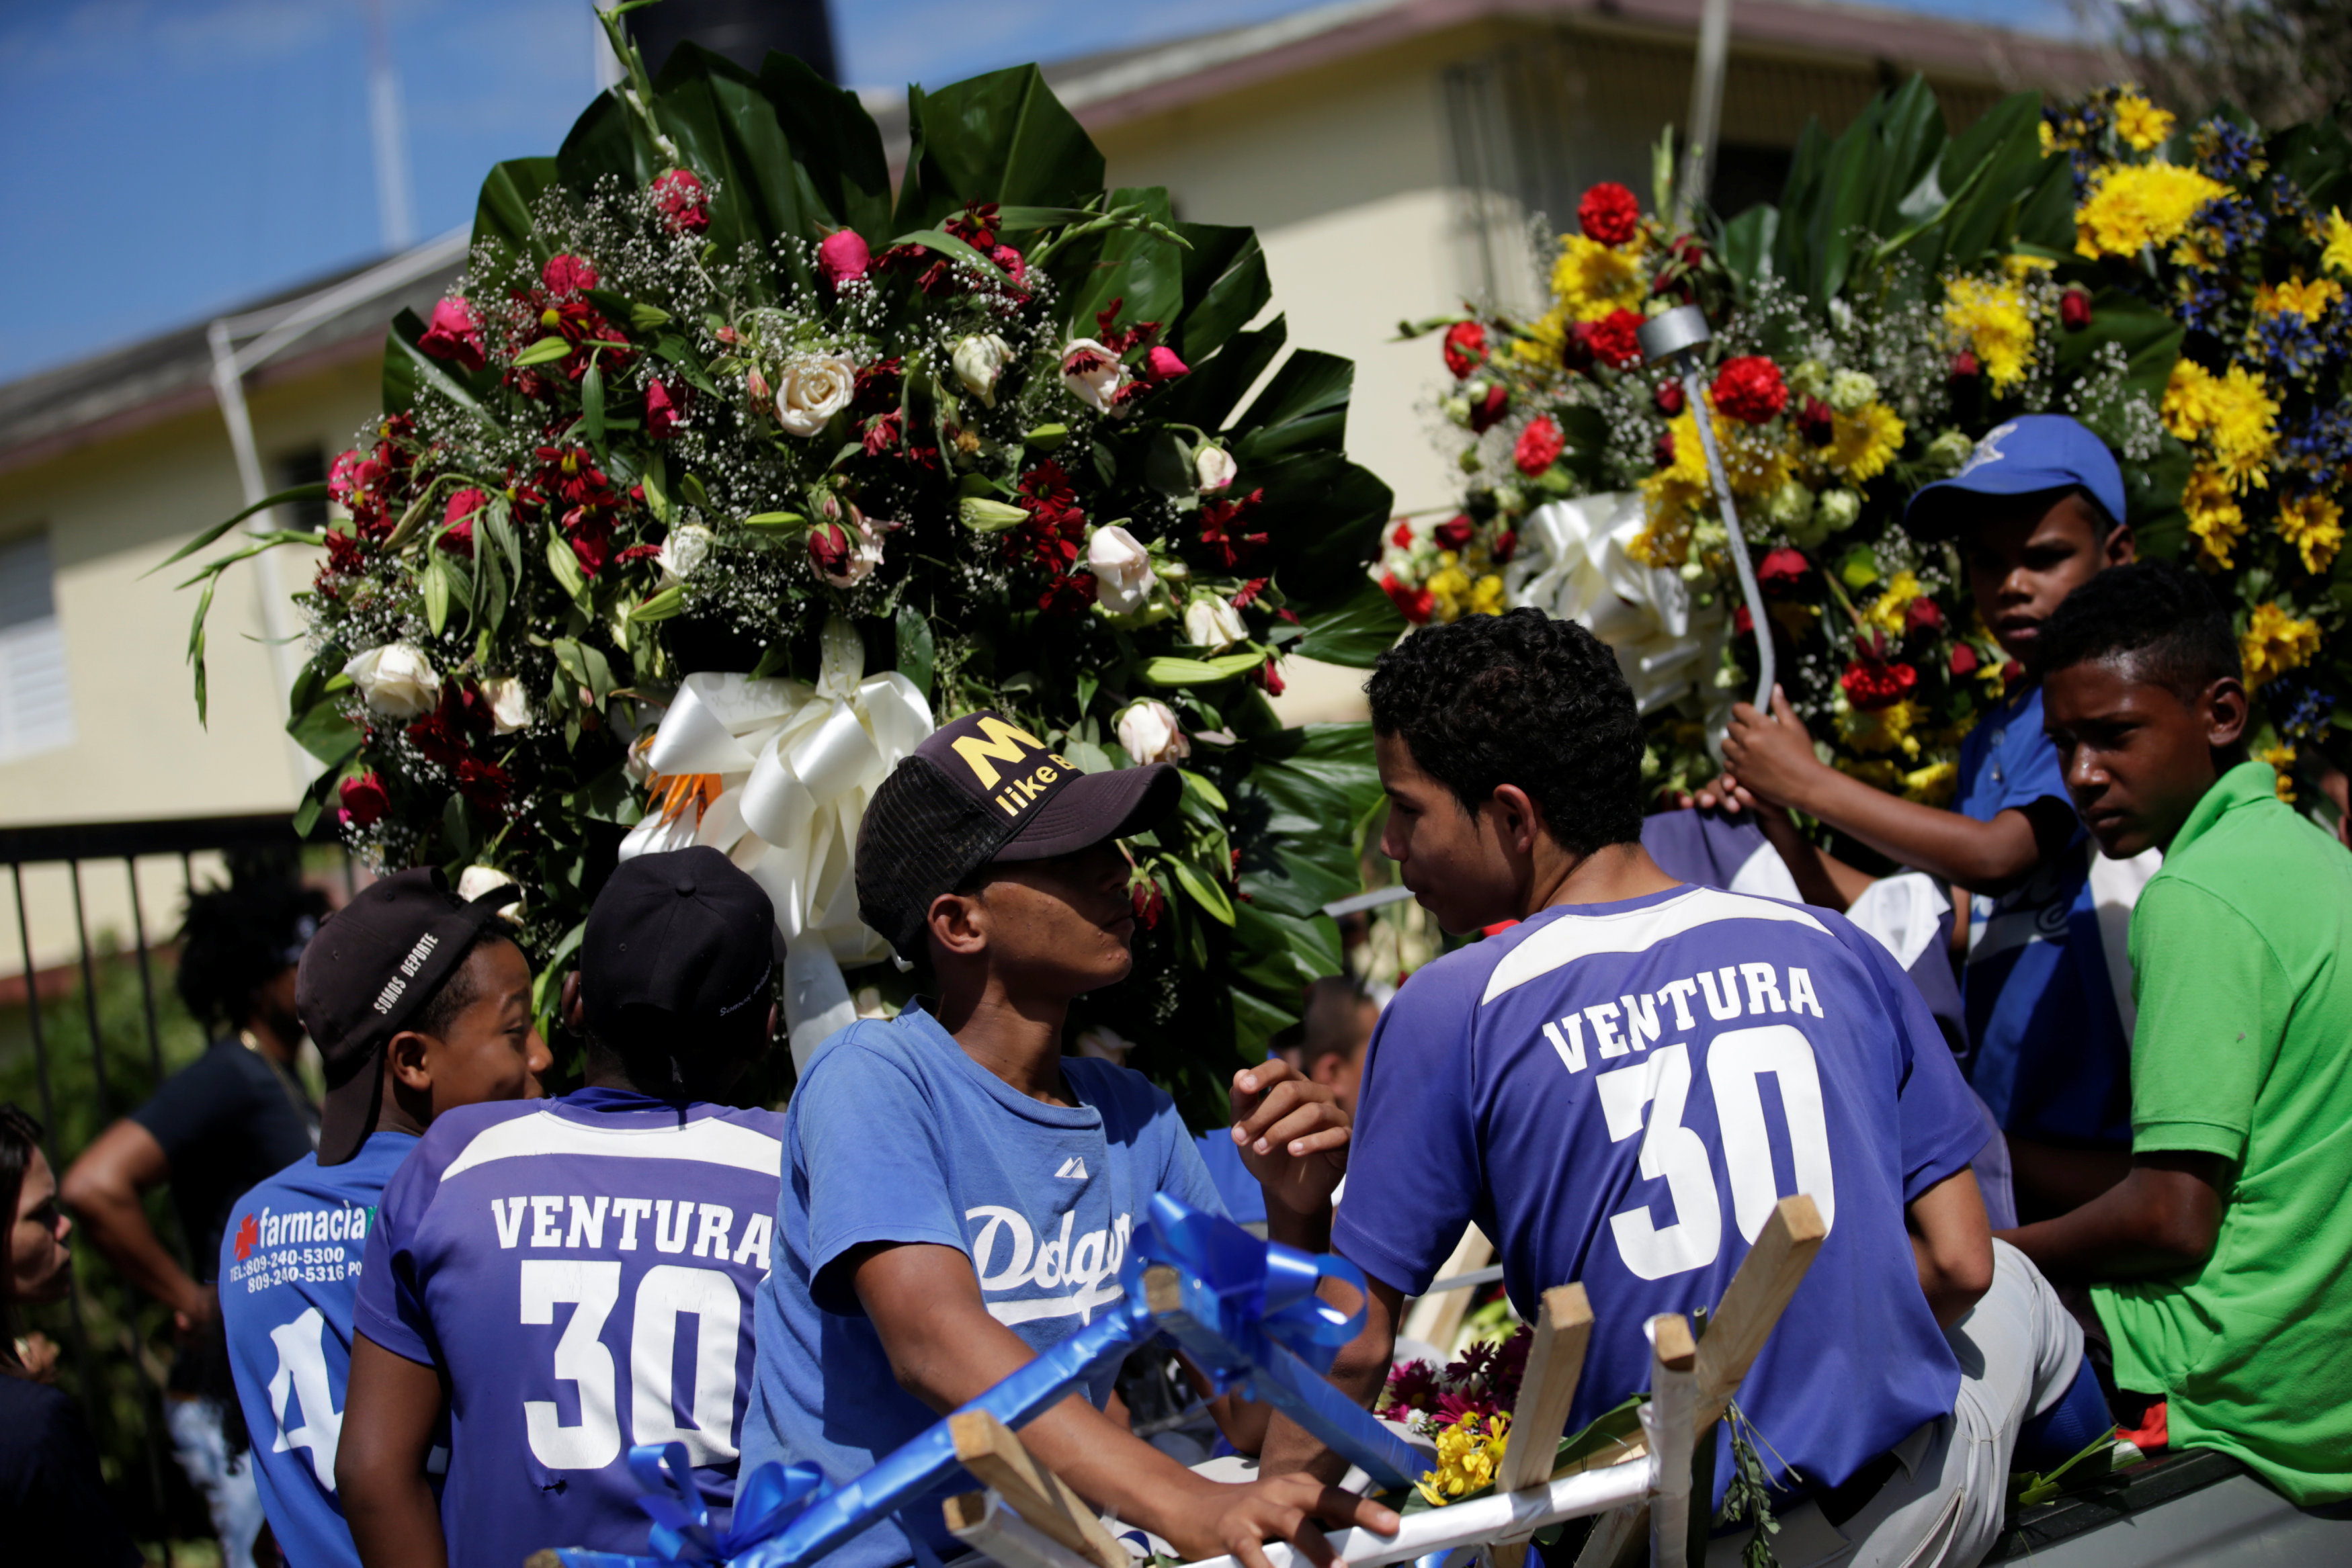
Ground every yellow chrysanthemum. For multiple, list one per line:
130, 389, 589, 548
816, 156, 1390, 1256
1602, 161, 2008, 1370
1426, 564, 1473, 623
2258, 744, 2298, 803
1827, 401, 1906, 483
2241, 602, 2322, 688
2255, 275, 2343, 320
1902, 758, 1959, 805
1549, 233, 1646, 322
2182, 464, 2247, 568
1838, 695, 1923, 759
1469, 572, 1507, 615
2277, 491, 2345, 575
1863, 571, 1925, 636
1417, 1413, 1511, 1506
2038, 119, 2056, 155
2075, 163, 2230, 259
2324, 208, 2352, 279
2003, 253, 2058, 281
1943, 275, 2035, 391
2163, 360, 2279, 491
2113, 91, 2175, 152
1517, 309, 1568, 364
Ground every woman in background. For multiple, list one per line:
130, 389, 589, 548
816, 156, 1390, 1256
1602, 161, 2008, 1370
0, 1102, 139, 1562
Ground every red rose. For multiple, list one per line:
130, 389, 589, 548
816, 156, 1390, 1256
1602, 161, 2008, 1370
1468, 383, 1510, 433
1490, 529, 1517, 564
1757, 547, 1810, 591
1141, 346, 1189, 383
1435, 515, 1474, 550
1132, 877, 1166, 929
1515, 415, 1566, 476
651, 169, 709, 234
1949, 643, 1980, 677
1583, 309, 1646, 369
2060, 288, 2092, 331
1712, 356, 1788, 425
807, 519, 851, 578
439, 488, 485, 556
1381, 570, 1433, 625
1655, 380, 1685, 415
339, 772, 388, 828
991, 243, 1029, 292
1950, 350, 1980, 381
1256, 656, 1286, 697
1797, 396, 1835, 447
1904, 597, 1943, 635
818, 229, 870, 289
1577, 181, 1641, 246
542, 254, 599, 294
1443, 321, 1487, 379
417, 297, 485, 371
1390, 519, 1415, 548
1654, 431, 1677, 468
1839, 659, 1918, 710
645, 379, 679, 438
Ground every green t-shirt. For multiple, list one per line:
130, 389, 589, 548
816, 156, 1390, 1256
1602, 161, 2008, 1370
2095, 760, 2352, 1506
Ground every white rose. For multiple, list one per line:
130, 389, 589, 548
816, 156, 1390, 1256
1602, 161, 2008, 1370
480, 674, 530, 735
657, 522, 714, 585
1117, 699, 1191, 766
1184, 595, 1249, 652
1817, 488, 1863, 533
774, 355, 857, 436
456, 865, 523, 916
1826, 369, 1880, 414
1060, 338, 1128, 413
1085, 525, 1154, 613
343, 642, 439, 717
1194, 445, 1238, 492
952, 333, 1013, 406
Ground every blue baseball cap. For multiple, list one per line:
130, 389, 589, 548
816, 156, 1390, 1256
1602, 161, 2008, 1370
1903, 415, 2127, 539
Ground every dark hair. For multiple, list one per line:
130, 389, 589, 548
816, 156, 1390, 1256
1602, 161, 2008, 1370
177, 879, 332, 1034
2035, 559, 2240, 696
0, 1103, 46, 1376
412, 921, 523, 1041
1366, 607, 1645, 856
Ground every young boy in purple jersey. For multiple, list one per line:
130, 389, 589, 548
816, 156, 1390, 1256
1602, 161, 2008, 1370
737, 712, 1396, 1568
1274, 610, 2096, 1567
338, 847, 786, 1568
219, 869, 548, 1568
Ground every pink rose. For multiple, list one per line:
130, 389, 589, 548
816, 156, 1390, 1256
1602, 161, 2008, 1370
818, 230, 870, 289
417, 297, 485, 371
645, 379, 679, 439
1141, 346, 1189, 383
542, 254, 599, 294
650, 169, 709, 234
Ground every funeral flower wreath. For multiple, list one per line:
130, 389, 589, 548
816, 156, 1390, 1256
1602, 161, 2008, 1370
173, 9, 1404, 1113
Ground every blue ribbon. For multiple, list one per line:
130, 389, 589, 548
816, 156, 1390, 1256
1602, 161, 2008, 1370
554, 1444, 827, 1568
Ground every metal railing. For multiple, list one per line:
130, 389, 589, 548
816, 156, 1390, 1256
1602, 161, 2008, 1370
2, 811, 355, 1550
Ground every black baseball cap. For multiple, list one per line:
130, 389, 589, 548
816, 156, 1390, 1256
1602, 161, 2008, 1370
855, 711, 1181, 961
583, 846, 777, 1063
298, 868, 521, 1166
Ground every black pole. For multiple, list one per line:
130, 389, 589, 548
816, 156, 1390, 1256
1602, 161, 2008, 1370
626, 0, 838, 83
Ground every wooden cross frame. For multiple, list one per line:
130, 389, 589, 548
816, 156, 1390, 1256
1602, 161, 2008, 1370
944, 1195, 1828, 1568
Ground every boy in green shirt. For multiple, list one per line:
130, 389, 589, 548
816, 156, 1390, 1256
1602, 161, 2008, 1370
2003, 560, 2352, 1506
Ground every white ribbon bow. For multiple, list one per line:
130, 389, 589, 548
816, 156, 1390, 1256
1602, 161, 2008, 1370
618, 614, 934, 1067
1505, 492, 1729, 722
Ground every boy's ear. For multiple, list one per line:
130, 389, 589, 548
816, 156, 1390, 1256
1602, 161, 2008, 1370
1486, 783, 1547, 857
387, 1030, 433, 1092
2200, 675, 2250, 751
560, 971, 587, 1031
927, 889, 989, 959
2104, 523, 2137, 568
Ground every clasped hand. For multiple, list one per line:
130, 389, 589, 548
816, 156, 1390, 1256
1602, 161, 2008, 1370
1226, 1058, 1351, 1219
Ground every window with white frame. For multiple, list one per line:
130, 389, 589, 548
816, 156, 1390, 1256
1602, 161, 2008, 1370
0, 529, 75, 763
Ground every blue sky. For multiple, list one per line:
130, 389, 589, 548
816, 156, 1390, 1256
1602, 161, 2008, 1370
0, 0, 2074, 384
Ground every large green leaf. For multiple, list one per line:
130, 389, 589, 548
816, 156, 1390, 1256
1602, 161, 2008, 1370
1152, 318, 1286, 434
1244, 451, 1393, 605
1232, 350, 1353, 463
1931, 92, 2050, 268
472, 156, 565, 286
1170, 222, 1271, 365
644, 45, 821, 294
893, 66, 1105, 232
1062, 187, 1186, 339
757, 52, 894, 242
1295, 576, 1406, 667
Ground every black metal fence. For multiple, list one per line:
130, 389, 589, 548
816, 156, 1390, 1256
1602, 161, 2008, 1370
1, 812, 356, 1553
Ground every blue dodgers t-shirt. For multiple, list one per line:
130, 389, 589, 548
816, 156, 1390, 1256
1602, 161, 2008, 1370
739, 1001, 1224, 1568
220, 1131, 414, 1568
354, 1088, 784, 1568
1335, 885, 1986, 1504
1956, 683, 2132, 1145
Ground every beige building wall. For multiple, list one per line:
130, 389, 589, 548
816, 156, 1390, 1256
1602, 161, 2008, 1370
1, 353, 376, 973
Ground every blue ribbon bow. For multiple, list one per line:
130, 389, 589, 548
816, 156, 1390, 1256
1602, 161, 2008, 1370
555, 1444, 828, 1568
1132, 1192, 1370, 1376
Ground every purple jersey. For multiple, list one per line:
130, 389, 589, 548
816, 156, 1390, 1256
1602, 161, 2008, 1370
1334, 885, 1986, 1504
354, 1088, 784, 1568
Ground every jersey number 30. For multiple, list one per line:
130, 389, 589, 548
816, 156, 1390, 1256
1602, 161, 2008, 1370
1595, 1027, 1837, 1280
520, 1261, 741, 1469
